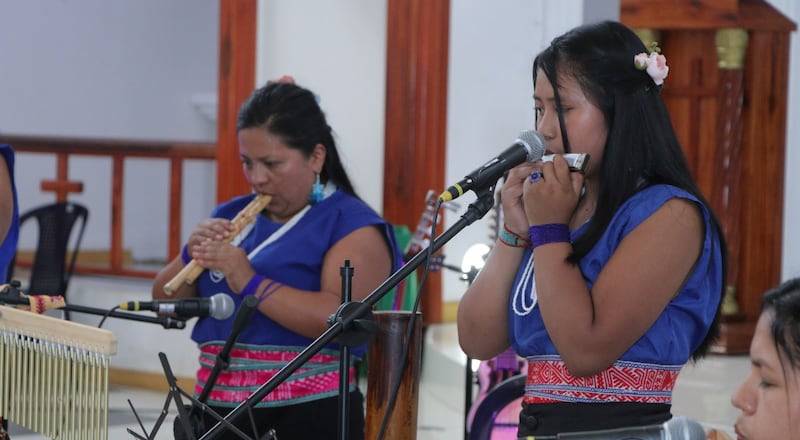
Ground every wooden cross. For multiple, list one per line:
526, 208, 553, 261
40, 152, 83, 201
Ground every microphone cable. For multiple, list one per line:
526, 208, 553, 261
97, 304, 120, 329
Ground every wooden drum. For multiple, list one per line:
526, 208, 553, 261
365, 311, 423, 440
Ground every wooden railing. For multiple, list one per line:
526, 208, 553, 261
1, 135, 216, 279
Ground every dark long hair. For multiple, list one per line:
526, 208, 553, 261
762, 277, 800, 372
762, 277, 800, 437
533, 21, 728, 360
237, 81, 358, 198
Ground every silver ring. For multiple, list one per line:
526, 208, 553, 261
529, 170, 543, 183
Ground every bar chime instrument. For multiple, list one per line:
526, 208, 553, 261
0, 304, 117, 439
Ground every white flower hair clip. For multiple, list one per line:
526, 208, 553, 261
634, 42, 669, 87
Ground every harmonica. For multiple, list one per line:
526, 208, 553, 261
541, 153, 590, 172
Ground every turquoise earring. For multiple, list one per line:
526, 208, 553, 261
309, 173, 324, 205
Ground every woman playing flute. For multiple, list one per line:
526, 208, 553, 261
151, 76, 402, 440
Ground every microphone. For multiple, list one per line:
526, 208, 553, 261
439, 130, 546, 202
119, 293, 235, 320
557, 416, 706, 439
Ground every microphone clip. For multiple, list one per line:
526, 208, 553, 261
161, 316, 188, 330
327, 302, 378, 347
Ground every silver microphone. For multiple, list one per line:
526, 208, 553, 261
119, 293, 235, 320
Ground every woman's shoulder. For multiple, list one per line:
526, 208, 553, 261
0, 144, 14, 165
322, 191, 392, 232
630, 184, 697, 203
623, 184, 701, 213
327, 190, 381, 217
611, 184, 705, 230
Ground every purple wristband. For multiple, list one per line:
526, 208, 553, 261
529, 223, 570, 249
181, 245, 191, 264
241, 274, 266, 296
242, 274, 283, 305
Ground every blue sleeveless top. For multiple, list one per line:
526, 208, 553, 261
0, 145, 19, 282
510, 184, 724, 366
191, 189, 402, 358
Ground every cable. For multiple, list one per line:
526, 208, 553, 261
98, 304, 120, 328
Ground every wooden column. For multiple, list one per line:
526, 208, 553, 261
383, 0, 450, 325
216, 0, 257, 203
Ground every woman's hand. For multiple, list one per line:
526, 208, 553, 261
151, 217, 237, 301
187, 218, 236, 249
523, 155, 584, 225
186, 218, 252, 293
192, 240, 254, 293
501, 162, 538, 236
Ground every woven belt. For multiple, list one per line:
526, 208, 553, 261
524, 355, 680, 404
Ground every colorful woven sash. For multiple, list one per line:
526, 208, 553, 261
524, 355, 680, 404
196, 343, 356, 407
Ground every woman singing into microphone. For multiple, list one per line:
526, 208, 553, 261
152, 76, 402, 439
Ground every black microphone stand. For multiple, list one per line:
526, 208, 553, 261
196, 295, 259, 406
330, 260, 379, 440
336, 260, 354, 440
62, 303, 187, 329
149, 294, 269, 440
0, 280, 186, 329
200, 186, 498, 440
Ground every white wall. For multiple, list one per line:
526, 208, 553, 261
771, 0, 800, 280
0, 0, 219, 261
0, 1, 218, 141
0, 0, 220, 377
255, 0, 388, 211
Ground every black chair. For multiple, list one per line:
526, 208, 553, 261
12, 201, 89, 320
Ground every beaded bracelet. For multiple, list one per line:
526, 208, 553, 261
529, 223, 570, 249
498, 224, 531, 248
259, 281, 283, 303
181, 245, 192, 264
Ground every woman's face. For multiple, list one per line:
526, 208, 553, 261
732, 311, 800, 439
533, 68, 607, 179
238, 127, 325, 223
